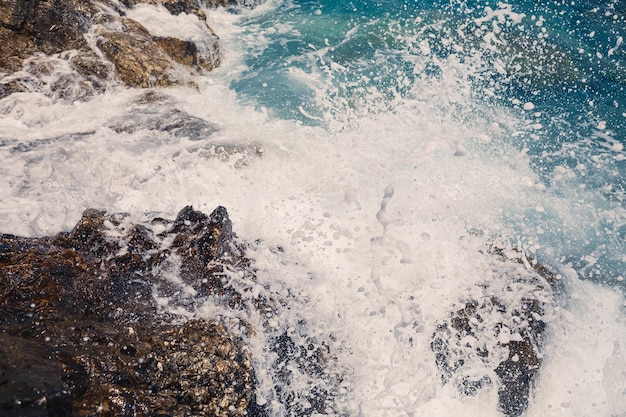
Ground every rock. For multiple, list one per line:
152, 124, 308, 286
0, 206, 256, 416
68, 49, 114, 81
0, 52, 111, 102
0, 205, 344, 417
0, 0, 39, 31
121, 0, 240, 12
95, 18, 180, 88
0, 26, 36, 75
270, 330, 342, 417
0, 0, 237, 95
155, 36, 200, 67
0, 334, 71, 417
108, 106, 220, 138
106, 90, 220, 139
431, 246, 557, 417
0, 0, 92, 56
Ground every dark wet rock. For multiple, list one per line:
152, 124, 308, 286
67, 49, 114, 82
0, 76, 24, 99
121, 0, 241, 12
431, 246, 557, 417
0, 206, 342, 417
270, 329, 343, 417
0, 0, 92, 54
0, 52, 111, 101
0, 333, 71, 417
0, 206, 255, 416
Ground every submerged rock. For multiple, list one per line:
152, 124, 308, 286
107, 92, 220, 139
0, 206, 254, 416
431, 246, 558, 417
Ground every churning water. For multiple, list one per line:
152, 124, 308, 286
0, 0, 625, 416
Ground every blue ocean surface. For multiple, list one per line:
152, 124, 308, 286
230, 0, 626, 287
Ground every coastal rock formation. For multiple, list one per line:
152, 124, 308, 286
107, 90, 220, 139
94, 17, 181, 88
0, 206, 255, 416
0, 0, 229, 98
431, 247, 558, 417
0, 0, 93, 73
0, 205, 342, 417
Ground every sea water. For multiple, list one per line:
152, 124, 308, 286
0, 0, 625, 416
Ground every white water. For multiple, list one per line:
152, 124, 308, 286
0, 2, 625, 416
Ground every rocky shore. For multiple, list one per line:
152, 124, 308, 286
0, 206, 257, 416
0, 0, 239, 100
0, 1, 562, 415
0, 205, 559, 417
0, 206, 343, 417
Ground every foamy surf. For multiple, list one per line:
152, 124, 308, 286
1, 0, 625, 416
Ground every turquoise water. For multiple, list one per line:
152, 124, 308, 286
231, 0, 626, 287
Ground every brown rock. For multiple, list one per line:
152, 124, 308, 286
0, 26, 37, 75
154, 36, 199, 67
68, 49, 113, 80
0, 206, 257, 416
95, 18, 178, 88
0, 0, 230, 93
0, 0, 39, 31
0, 0, 92, 53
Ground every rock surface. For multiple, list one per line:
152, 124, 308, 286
0, 0, 227, 97
431, 246, 558, 417
0, 205, 342, 417
0, 206, 255, 417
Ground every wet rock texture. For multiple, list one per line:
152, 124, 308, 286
0, 206, 255, 417
431, 247, 558, 417
0, 0, 234, 98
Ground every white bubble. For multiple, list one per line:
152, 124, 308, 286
523, 102, 535, 111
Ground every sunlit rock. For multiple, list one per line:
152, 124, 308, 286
95, 18, 180, 88
0, 0, 233, 96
